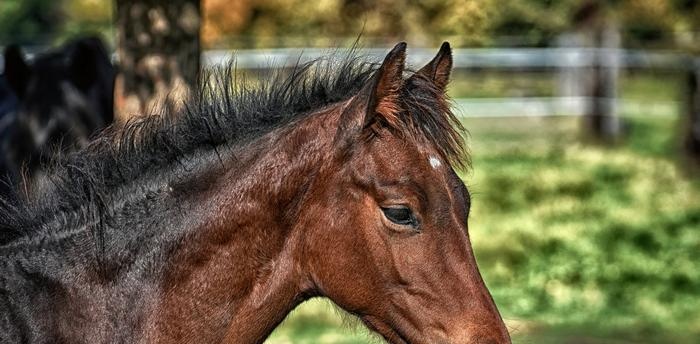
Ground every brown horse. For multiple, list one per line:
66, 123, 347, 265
0, 42, 510, 343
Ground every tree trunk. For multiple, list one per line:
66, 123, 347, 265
573, 1, 622, 142
114, 0, 200, 121
684, 58, 700, 163
583, 22, 622, 142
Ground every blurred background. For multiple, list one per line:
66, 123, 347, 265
1, 0, 699, 343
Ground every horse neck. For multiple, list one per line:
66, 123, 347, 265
144, 107, 340, 343
0, 105, 341, 344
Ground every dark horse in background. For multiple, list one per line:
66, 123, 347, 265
0, 36, 114, 196
0, 76, 18, 142
0, 43, 511, 343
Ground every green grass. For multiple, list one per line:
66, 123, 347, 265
267, 299, 376, 344
465, 115, 700, 343
267, 112, 700, 343
447, 70, 682, 101
449, 70, 555, 98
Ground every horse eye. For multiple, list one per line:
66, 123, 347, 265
381, 206, 417, 227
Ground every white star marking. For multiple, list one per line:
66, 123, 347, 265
429, 156, 442, 169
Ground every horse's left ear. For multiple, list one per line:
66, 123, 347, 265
69, 39, 103, 92
409, 41, 452, 91
363, 42, 406, 128
337, 42, 406, 135
4, 44, 31, 99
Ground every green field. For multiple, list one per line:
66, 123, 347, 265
266, 110, 700, 343
447, 70, 682, 101
461, 114, 700, 343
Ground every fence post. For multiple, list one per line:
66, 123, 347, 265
685, 57, 700, 163
556, 33, 585, 116
573, 0, 621, 141
584, 21, 622, 141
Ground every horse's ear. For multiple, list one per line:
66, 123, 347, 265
363, 42, 406, 128
69, 39, 103, 91
3, 44, 31, 99
336, 42, 406, 147
410, 41, 452, 91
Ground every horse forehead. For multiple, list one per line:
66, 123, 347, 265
415, 142, 445, 171
428, 155, 442, 169
386, 136, 439, 160
370, 146, 448, 185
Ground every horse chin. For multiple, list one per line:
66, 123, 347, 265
361, 315, 411, 344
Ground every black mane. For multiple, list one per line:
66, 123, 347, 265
0, 49, 466, 245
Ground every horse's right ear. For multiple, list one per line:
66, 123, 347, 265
335, 42, 406, 149
410, 41, 452, 92
4, 44, 31, 99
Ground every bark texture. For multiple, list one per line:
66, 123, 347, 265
685, 59, 700, 163
115, 0, 200, 120
574, 0, 622, 142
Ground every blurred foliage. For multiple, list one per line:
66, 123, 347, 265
60, 0, 114, 44
0, 0, 112, 47
487, 0, 581, 46
202, 0, 495, 48
446, 70, 682, 100
618, 0, 677, 45
613, 0, 700, 49
1, 0, 699, 49
0, 0, 64, 45
468, 114, 700, 341
200, 0, 700, 48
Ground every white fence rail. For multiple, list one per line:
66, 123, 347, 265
202, 47, 690, 70
2, 47, 693, 118
1, 47, 688, 70
451, 97, 678, 118
201, 48, 691, 118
